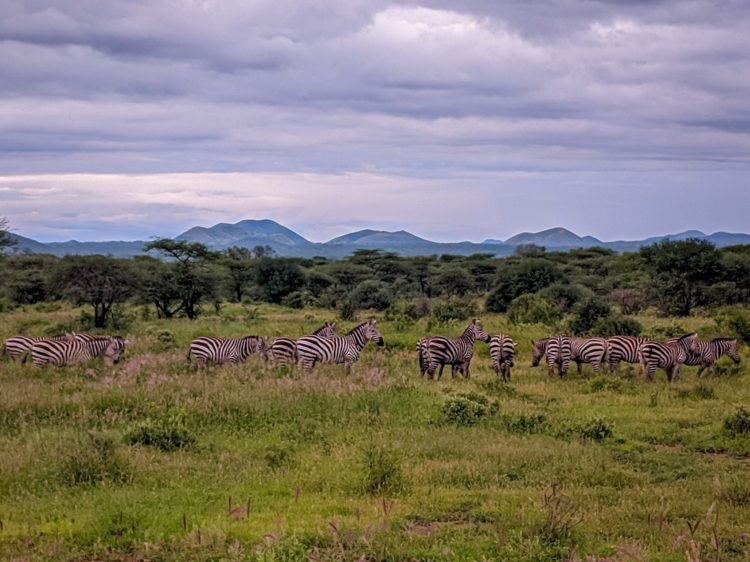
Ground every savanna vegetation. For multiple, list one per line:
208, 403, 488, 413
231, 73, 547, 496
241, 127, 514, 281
1, 219, 750, 561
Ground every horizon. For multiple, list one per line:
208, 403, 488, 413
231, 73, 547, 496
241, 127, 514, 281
2, 2, 750, 242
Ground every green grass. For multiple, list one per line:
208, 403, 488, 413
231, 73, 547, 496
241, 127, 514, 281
0, 303, 749, 560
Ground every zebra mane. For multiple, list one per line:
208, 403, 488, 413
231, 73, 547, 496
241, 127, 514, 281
711, 337, 737, 343
348, 322, 370, 335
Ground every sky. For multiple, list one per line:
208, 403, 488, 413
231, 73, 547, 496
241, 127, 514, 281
1, 0, 749, 243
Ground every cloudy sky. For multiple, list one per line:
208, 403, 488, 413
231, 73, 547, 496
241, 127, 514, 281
1, 0, 749, 243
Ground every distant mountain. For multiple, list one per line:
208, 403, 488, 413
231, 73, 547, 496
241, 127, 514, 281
503, 227, 603, 248
5, 221, 750, 259
177, 219, 310, 250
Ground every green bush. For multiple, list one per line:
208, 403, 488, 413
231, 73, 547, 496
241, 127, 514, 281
360, 446, 406, 496
125, 412, 195, 452
442, 392, 498, 426
569, 296, 611, 336
715, 307, 750, 344
592, 314, 642, 337
338, 299, 357, 321
350, 280, 392, 311
507, 294, 562, 326
155, 329, 177, 349
676, 383, 716, 401
58, 433, 131, 486
723, 407, 750, 437
281, 290, 308, 309
539, 283, 591, 313
429, 296, 477, 324
486, 259, 563, 313
502, 413, 549, 434
577, 418, 613, 442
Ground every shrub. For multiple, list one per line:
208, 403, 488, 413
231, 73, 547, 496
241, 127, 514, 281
486, 258, 563, 313
442, 392, 498, 426
281, 290, 308, 309
577, 418, 613, 442
715, 307, 750, 344
569, 296, 611, 336
676, 383, 716, 401
338, 299, 357, 321
360, 446, 405, 496
539, 283, 591, 313
591, 314, 642, 338
58, 433, 131, 486
385, 300, 422, 322
429, 297, 477, 324
507, 294, 562, 326
723, 407, 750, 437
502, 413, 549, 434
350, 280, 392, 311
264, 444, 294, 470
155, 329, 177, 349
643, 321, 688, 340
125, 412, 195, 452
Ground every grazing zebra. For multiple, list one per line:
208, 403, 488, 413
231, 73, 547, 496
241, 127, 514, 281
31, 336, 128, 367
416, 337, 432, 377
666, 336, 740, 376
296, 319, 384, 373
187, 335, 267, 366
266, 322, 337, 366
490, 334, 516, 382
421, 319, 489, 380
570, 337, 608, 375
606, 336, 649, 372
2, 334, 72, 363
640, 333, 698, 382
545, 335, 573, 379
530, 339, 550, 368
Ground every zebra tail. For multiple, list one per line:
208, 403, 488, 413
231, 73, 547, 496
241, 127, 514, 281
186, 348, 192, 364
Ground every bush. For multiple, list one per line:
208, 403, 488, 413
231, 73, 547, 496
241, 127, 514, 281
58, 433, 131, 486
569, 296, 611, 336
338, 299, 357, 321
591, 314, 642, 337
723, 407, 750, 437
644, 322, 688, 340
502, 413, 549, 434
539, 283, 591, 313
350, 280, 392, 311
507, 294, 562, 326
486, 259, 563, 313
577, 418, 613, 442
429, 297, 477, 324
676, 383, 716, 401
125, 412, 196, 452
384, 300, 422, 322
442, 392, 498, 426
360, 446, 406, 496
715, 307, 750, 344
155, 329, 177, 350
281, 290, 308, 309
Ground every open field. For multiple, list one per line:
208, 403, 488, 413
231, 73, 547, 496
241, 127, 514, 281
0, 304, 749, 561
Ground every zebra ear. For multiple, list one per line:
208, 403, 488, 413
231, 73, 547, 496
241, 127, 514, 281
530, 339, 535, 346
330, 322, 336, 328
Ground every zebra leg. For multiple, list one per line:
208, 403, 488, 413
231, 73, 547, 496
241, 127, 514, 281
576, 360, 582, 376
463, 360, 471, 379
608, 358, 618, 374
645, 362, 656, 382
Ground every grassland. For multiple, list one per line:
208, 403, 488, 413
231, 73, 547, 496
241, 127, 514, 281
0, 303, 749, 561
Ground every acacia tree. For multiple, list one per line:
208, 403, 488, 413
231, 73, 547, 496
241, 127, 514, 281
52, 255, 135, 328
0, 217, 16, 253
144, 239, 219, 319
221, 246, 256, 303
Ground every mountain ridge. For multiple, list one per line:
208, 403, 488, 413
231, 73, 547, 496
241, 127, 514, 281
6, 220, 750, 258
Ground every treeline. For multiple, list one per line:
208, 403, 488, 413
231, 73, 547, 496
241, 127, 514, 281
2, 225, 750, 336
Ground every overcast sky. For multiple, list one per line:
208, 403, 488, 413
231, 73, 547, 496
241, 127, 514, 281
1, 0, 749, 243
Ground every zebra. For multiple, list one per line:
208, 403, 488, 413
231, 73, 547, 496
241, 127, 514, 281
545, 335, 572, 379
416, 337, 432, 377
666, 336, 740, 376
490, 334, 516, 382
266, 322, 337, 366
530, 339, 550, 368
421, 319, 489, 380
606, 336, 649, 372
31, 336, 128, 367
187, 335, 267, 366
2, 334, 72, 363
296, 319, 384, 374
570, 337, 608, 375
640, 333, 698, 382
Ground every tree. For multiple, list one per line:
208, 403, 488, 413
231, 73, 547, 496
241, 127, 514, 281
507, 294, 562, 326
350, 280, 392, 311
144, 239, 219, 319
254, 258, 305, 303
52, 255, 135, 328
434, 267, 473, 297
221, 247, 256, 303
486, 258, 563, 312
132, 256, 184, 318
0, 217, 16, 253
640, 239, 724, 316
569, 296, 612, 335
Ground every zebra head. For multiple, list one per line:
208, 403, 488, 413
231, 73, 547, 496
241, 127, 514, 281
316, 322, 337, 338
531, 339, 546, 367
722, 338, 741, 364
364, 319, 385, 347
676, 333, 698, 362
465, 319, 490, 343
104, 337, 127, 365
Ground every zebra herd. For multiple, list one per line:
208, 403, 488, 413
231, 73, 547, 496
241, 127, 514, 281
3, 321, 740, 383
2, 333, 129, 366
187, 320, 384, 374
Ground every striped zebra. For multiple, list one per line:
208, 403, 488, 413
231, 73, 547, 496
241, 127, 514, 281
666, 336, 740, 376
421, 319, 489, 380
490, 334, 516, 382
570, 337, 608, 375
606, 336, 649, 372
545, 335, 572, 379
416, 337, 432, 377
187, 335, 267, 366
266, 322, 337, 366
640, 333, 698, 382
296, 319, 384, 374
31, 336, 128, 367
530, 339, 550, 368
3, 334, 72, 363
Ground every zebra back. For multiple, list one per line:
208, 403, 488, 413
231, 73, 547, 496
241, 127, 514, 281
545, 335, 572, 378
296, 320, 382, 371
640, 333, 697, 381
267, 322, 338, 365
489, 334, 516, 370
3, 335, 72, 361
530, 338, 549, 367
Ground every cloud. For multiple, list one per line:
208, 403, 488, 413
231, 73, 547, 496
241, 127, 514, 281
0, 1, 748, 239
